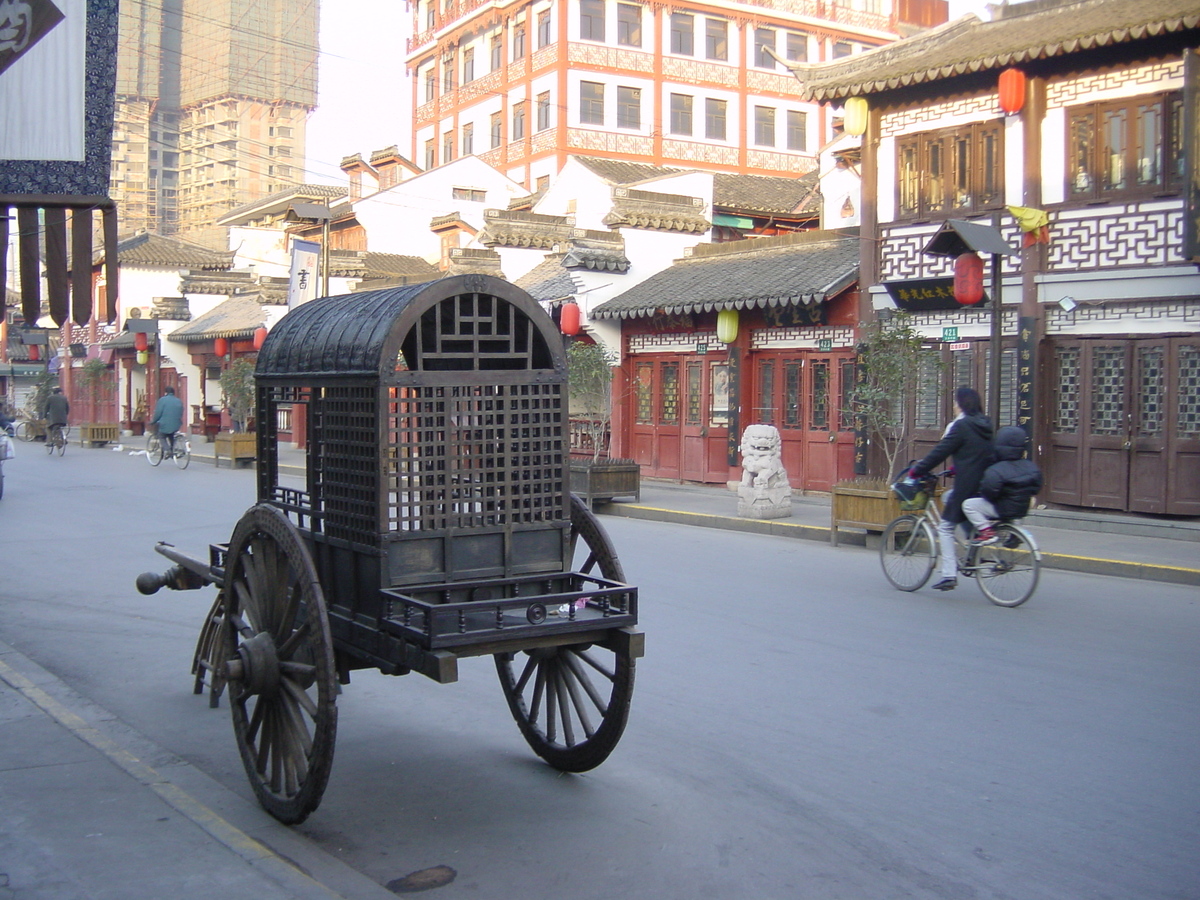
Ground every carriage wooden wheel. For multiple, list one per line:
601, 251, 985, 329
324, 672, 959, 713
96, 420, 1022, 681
221, 505, 338, 824
494, 495, 636, 772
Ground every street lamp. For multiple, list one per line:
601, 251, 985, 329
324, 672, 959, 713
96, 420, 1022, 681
286, 203, 333, 298
922, 218, 1019, 425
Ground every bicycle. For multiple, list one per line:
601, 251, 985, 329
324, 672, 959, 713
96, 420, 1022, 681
146, 430, 191, 469
879, 471, 1042, 607
45, 423, 67, 456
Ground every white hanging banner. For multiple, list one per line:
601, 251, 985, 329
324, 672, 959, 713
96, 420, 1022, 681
288, 239, 321, 308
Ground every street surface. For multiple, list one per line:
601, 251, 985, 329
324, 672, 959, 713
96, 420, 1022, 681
1, 446, 1197, 899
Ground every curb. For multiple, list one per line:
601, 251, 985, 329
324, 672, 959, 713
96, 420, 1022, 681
600, 503, 1200, 587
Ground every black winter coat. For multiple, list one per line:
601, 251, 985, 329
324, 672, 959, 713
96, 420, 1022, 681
979, 425, 1044, 519
910, 412, 994, 524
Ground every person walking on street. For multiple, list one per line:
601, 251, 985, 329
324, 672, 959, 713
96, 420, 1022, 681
907, 387, 994, 591
149, 386, 185, 457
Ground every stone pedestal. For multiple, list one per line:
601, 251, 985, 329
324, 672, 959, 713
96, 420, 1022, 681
738, 482, 793, 519
737, 424, 792, 520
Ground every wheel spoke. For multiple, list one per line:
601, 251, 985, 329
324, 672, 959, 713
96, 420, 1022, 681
563, 651, 608, 716
280, 673, 319, 719
513, 652, 538, 694
573, 647, 616, 682
276, 619, 311, 661
559, 659, 596, 739
552, 662, 576, 747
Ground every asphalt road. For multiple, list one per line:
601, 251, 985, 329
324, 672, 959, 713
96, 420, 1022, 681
1, 446, 1197, 900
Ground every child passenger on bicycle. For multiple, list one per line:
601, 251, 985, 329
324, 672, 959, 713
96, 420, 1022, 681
962, 426, 1044, 546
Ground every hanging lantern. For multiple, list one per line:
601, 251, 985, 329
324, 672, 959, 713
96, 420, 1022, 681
559, 302, 581, 336
253, 325, 268, 350
953, 252, 985, 306
843, 97, 869, 136
214, 337, 229, 357
716, 308, 739, 344
28, 344, 39, 361
134, 331, 148, 352
136, 350, 149, 365
998, 68, 1026, 114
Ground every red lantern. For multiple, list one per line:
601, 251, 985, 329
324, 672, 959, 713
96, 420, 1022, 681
998, 68, 1026, 114
134, 331, 148, 352
953, 252, 985, 306
214, 337, 229, 357
559, 302, 581, 336
253, 325, 268, 350
28, 344, 39, 361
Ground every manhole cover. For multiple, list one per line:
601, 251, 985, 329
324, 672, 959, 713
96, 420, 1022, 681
386, 865, 457, 893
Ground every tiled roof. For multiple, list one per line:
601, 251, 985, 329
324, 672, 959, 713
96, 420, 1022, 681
514, 257, 584, 302
110, 232, 232, 269
573, 156, 682, 185
590, 231, 858, 319
785, 0, 1200, 101
714, 171, 821, 217
604, 187, 710, 233
217, 184, 348, 226
364, 252, 439, 279
477, 209, 575, 249
561, 246, 630, 272
170, 296, 266, 341
445, 248, 505, 279
181, 270, 255, 295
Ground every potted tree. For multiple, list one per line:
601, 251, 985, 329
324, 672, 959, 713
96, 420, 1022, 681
830, 312, 938, 545
214, 357, 257, 466
566, 340, 640, 508
77, 357, 118, 446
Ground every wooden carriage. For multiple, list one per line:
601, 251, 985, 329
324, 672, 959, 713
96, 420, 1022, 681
138, 275, 642, 823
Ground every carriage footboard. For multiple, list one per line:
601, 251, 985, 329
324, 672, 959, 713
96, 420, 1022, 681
379, 571, 637, 650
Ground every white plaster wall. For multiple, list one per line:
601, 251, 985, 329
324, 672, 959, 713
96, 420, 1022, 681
227, 226, 291, 276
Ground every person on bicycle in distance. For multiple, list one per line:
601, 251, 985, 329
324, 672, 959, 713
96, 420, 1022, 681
43, 388, 70, 439
907, 387, 994, 591
149, 386, 185, 457
962, 425, 1044, 545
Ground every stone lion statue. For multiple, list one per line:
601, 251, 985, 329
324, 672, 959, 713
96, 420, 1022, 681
739, 424, 788, 489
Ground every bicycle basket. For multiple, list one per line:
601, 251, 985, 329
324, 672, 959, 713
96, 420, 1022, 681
891, 476, 933, 510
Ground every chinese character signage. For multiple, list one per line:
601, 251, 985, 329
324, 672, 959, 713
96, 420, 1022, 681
883, 278, 988, 311
288, 240, 321, 308
1184, 49, 1200, 261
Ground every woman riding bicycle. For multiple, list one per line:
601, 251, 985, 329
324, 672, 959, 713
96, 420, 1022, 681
149, 386, 185, 456
906, 387, 994, 592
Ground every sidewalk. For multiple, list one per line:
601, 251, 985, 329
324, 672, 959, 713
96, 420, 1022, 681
179, 439, 1200, 587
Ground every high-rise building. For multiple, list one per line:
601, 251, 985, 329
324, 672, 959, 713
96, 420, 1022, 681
406, 0, 948, 190
112, 0, 318, 246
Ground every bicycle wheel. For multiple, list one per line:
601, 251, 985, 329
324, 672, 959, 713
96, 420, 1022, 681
55, 431, 66, 455
173, 439, 191, 469
146, 434, 164, 466
975, 524, 1040, 607
14, 421, 33, 442
880, 515, 936, 591
45, 427, 56, 455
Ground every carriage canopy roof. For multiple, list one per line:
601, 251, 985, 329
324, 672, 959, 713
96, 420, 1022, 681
256, 275, 564, 381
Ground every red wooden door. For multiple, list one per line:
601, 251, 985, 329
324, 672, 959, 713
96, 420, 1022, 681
631, 355, 730, 482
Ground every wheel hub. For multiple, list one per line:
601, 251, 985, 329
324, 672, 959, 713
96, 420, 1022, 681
228, 631, 281, 698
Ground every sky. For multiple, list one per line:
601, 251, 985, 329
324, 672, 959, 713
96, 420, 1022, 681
304, 0, 997, 186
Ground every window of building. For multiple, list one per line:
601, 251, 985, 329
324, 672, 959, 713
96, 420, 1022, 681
512, 101, 526, 140
786, 31, 807, 62
513, 24, 526, 60
705, 18, 727, 60
424, 68, 436, 103
1067, 92, 1183, 201
670, 93, 693, 135
538, 10, 552, 47
754, 106, 775, 146
462, 122, 474, 156
671, 13, 694, 55
442, 131, 454, 162
425, 0, 435, 30
833, 41, 853, 58
786, 110, 807, 151
490, 111, 503, 148
537, 91, 552, 131
897, 120, 1004, 219
617, 86, 641, 129
617, 3, 641, 47
537, 174, 550, 192
463, 47, 474, 82
491, 34, 502, 70
424, 138, 435, 169
442, 54, 455, 91
452, 187, 486, 202
755, 28, 775, 68
580, 81, 604, 125
706, 98, 727, 140
580, 0, 604, 41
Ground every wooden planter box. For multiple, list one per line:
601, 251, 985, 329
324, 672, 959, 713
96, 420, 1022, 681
78, 423, 120, 447
830, 479, 901, 546
214, 431, 257, 468
569, 459, 641, 508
